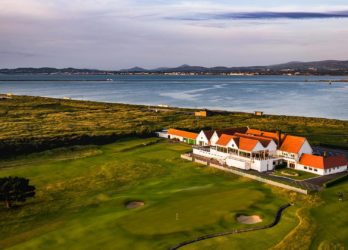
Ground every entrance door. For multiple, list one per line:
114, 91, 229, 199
289, 163, 295, 169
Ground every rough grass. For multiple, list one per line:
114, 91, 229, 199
0, 95, 347, 157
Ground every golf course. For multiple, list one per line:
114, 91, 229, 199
0, 137, 347, 249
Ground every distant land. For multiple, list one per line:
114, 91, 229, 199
1, 60, 348, 76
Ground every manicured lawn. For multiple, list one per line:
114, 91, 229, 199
273, 168, 318, 180
0, 138, 298, 250
0, 138, 347, 249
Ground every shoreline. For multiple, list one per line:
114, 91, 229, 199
1, 93, 347, 121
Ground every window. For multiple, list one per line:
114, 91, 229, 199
314, 169, 318, 172
304, 166, 307, 169
309, 168, 312, 171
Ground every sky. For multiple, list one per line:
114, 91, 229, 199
1, 0, 348, 69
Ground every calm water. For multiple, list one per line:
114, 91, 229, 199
0, 74, 347, 120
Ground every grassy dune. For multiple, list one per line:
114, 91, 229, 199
0, 95, 347, 157
0, 138, 347, 249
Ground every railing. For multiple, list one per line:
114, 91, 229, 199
187, 153, 320, 193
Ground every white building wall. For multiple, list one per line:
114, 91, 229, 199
251, 159, 274, 172
298, 140, 313, 158
210, 132, 220, 146
226, 158, 248, 170
210, 148, 229, 158
156, 131, 168, 138
196, 131, 209, 146
296, 163, 347, 176
226, 139, 239, 149
252, 142, 265, 152
266, 141, 277, 155
193, 148, 226, 160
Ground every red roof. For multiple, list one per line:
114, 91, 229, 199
215, 127, 248, 136
234, 133, 273, 147
300, 154, 347, 169
238, 137, 259, 151
246, 128, 286, 144
168, 129, 198, 140
280, 135, 306, 154
216, 134, 237, 146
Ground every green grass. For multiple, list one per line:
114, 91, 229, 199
0, 138, 348, 249
0, 138, 347, 249
0, 138, 300, 250
1, 95, 347, 157
273, 168, 318, 180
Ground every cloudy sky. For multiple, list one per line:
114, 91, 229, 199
1, 0, 348, 69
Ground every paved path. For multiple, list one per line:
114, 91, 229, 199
304, 172, 348, 186
169, 203, 292, 250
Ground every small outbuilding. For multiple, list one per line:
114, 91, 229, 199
167, 128, 198, 145
254, 111, 264, 116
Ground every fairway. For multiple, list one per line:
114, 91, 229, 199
0, 138, 347, 249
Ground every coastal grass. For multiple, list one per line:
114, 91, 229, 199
0, 138, 347, 249
1, 95, 347, 157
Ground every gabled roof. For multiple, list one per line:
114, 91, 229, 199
168, 129, 198, 140
300, 154, 347, 169
215, 127, 248, 136
202, 130, 215, 140
234, 133, 273, 147
216, 134, 237, 146
279, 135, 306, 154
246, 128, 286, 144
238, 137, 260, 152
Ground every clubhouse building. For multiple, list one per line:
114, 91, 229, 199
158, 127, 347, 176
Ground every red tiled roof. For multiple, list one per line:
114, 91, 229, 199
216, 127, 248, 136
234, 133, 273, 147
280, 135, 306, 154
216, 134, 237, 146
300, 154, 347, 169
238, 137, 259, 151
246, 128, 286, 143
168, 129, 198, 140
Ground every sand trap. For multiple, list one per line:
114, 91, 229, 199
125, 201, 144, 209
237, 215, 262, 224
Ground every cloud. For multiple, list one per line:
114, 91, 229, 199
0, 50, 38, 57
168, 10, 348, 21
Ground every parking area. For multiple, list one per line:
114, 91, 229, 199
304, 171, 348, 186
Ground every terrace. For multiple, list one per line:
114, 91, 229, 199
193, 145, 276, 162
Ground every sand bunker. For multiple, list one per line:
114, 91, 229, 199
125, 201, 144, 209
237, 215, 262, 224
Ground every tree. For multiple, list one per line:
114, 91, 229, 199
0, 177, 35, 208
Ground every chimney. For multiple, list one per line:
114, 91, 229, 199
277, 130, 282, 149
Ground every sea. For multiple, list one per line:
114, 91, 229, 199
0, 74, 347, 120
